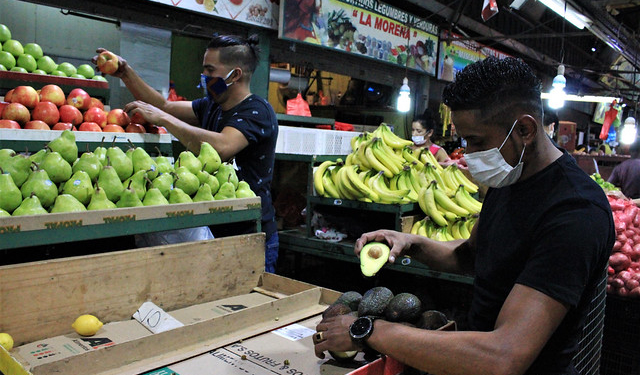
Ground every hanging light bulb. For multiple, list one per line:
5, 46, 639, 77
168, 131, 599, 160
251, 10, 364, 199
620, 116, 637, 144
548, 65, 566, 109
397, 77, 411, 112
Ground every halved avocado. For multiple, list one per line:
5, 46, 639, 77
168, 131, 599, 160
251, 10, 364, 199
329, 350, 358, 362
360, 242, 390, 277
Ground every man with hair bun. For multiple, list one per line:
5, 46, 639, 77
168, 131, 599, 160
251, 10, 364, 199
313, 57, 614, 375
94, 34, 279, 272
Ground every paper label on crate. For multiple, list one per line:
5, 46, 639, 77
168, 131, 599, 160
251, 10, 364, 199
270, 323, 316, 341
133, 301, 184, 334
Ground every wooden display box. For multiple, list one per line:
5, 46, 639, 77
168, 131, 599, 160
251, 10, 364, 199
0, 233, 341, 375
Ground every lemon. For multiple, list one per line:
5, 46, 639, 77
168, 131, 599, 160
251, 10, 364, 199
0, 332, 14, 351
72, 314, 103, 336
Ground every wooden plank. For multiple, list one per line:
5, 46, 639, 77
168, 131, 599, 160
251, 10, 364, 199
255, 273, 342, 304
401, 214, 423, 233
0, 233, 265, 345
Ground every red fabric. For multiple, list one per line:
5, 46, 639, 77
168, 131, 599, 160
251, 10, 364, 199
286, 93, 312, 117
429, 143, 443, 156
599, 101, 619, 140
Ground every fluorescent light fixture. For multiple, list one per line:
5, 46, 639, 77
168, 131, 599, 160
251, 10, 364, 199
620, 117, 637, 144
538, 0, 591, 29
541, 93, 623, 103
396, 77, 411, 112
548, 65, 566, 109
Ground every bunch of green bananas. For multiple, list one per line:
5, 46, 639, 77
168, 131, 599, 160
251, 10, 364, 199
411, 215, 477, 241
590, 173, 618, 192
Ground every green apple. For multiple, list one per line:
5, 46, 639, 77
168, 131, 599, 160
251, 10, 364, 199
0, 51, 15, 69
56, 62, 76, 76
3, 40, 23, 57
23, 43, 43, 60
37, 55, 56, 73
71, 73, 85, 79
32, 68, 46, 74
0, 64, 6, 71
17, 54, 37, 72
50, 70, 67, 77
92, 75, 107, 82
0, 24, 10, 43
76, 64, 95, 79
10, 66, 27, 73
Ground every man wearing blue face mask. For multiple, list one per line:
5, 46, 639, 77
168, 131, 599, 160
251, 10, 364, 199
93, 35, 279, 273
313, 57, 614, 375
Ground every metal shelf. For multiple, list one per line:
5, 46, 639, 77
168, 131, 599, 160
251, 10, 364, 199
309, 195, 419, 214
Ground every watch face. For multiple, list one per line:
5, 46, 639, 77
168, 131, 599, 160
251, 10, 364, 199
351, 317, 373, 339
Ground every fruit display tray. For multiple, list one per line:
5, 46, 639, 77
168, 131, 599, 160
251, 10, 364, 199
0, 196, 261, 250
0, 70, 110, 103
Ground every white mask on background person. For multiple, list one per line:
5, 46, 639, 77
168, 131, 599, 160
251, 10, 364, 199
412, 135, 426, 145
464, 119, 526, 188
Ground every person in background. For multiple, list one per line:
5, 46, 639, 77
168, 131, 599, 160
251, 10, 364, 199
608, 138, 640, 199
543, 111, 558, 140
410, 116, 451, 164
93, 34, 280, 273
313, 57, 613, 375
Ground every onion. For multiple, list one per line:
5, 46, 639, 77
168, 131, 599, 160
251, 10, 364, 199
608, 266, 615, 275
618, 287, 629, 297
618, 233, 628, 243
611, 278, 625, 289
610, 253, 632, 271
621, 243, 634, 256
629, 287, 640, 298
625, 278, 640, 290
619, 270, 633, 282
613, 241, 623, 251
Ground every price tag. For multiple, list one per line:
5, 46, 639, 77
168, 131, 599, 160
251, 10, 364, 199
132, 301, 184, 334
271, 323, 315, 341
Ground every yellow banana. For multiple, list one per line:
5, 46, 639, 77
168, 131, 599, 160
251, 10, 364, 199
408, 167, 425, 194
398, 170, 419, 201
417, 219, 428, 237
424, 218, 436, 237
425, 163, 452, 196
458, 219, 471, 239
451, 166, 479, 194
432, 183, 470, 217
389, 174, 400, 190
371, 140, 401, 176
442, 227, 455, 241
411, 220, 421, 235
420, 149, 443, 171
336, 166, 360, 200
442, 166, 462, 192
379, 123, 414, 149
402, 147, 424, 170
371, 171, 409, 204
466, 216, 478, 234
322, 171, 341, 198
313, 160, 335, 196
449, 220, 463, 240
421, 183, 448, 227
345, 152, 355, 166
454, 186, 482, 214
356, 139, 374, 170
365, 144, 394, 178
376, 138, 407, 170
345, 165, 379, 202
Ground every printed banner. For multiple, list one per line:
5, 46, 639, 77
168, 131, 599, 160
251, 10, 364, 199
279, 0, 439, 75
438, 30, 510, 82
147, 0, 278, 29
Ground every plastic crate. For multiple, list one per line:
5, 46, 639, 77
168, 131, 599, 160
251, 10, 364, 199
276, 125, 357, 155
600, 294, 640, 375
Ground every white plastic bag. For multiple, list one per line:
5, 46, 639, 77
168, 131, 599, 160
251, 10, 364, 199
134, 226, 214, 247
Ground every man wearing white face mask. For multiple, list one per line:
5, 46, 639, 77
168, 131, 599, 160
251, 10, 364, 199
313, 57, 614, 375
93, 35, 279, 273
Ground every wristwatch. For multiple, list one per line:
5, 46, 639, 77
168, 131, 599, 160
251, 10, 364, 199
349, 316, 376, 347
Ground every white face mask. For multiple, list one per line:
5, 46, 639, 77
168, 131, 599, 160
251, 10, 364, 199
412, 135, 426, 145
464, 119, 526, 188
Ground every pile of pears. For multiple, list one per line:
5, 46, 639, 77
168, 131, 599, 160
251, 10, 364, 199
0, 130, 257, 217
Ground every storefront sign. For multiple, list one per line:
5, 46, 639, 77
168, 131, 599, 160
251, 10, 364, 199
438, 30, 510, 82
279, 0, 439, 75
146, 0, 278, 30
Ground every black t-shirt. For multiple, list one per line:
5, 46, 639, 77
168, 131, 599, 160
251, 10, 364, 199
471, 151, 614, 374
192, 95, 278, 238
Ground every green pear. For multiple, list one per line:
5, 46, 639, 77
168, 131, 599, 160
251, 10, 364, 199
173, 166, 199, 196
0, 149, 16, 165
126, 146, 135, 161
96, 163, 124, 202
154, 147, 174, 174
196, 170, 211, 185
28, 149, 47, 166
3, 153, 31, 187
235, 180, 256, 198
169, 187, 193, 204
143, 187, 169, 206
198, 141, 222, 174
132, 147, 158, 180
192, 183, 214, 202
47, 130, 78, 164
61, 170, 93, 206
215, 163, 238, 190
41, 151, 72, 184
0, 168, 23, 213
21, 167, 58, 208
151, 172, 174, 199
122, 169, 147, 200
87, 183, 117, 210
117, 181, 144, 208
205, 174, 220, 195
214, 179, 236, 201
106, 146, 133, 182
0, 208, 10, 217
94, 137, 108, 166
50, 194, 87, 213
72, 151, 103, 183
12, 193, 48, 216
178, 150, 202, 175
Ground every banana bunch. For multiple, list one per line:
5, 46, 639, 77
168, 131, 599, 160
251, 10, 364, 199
411, 215, 477, 241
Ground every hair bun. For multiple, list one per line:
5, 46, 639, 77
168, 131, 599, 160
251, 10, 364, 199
247, 34, 259, 46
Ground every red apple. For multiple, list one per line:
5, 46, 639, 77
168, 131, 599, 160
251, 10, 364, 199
31, 101, 60, 125
39, 84, 66, 107
0, 119, 21, 129
149, 125, 168, 134
103, 124, 125, 133
89, 97, 104, 110
84, 107, 107, 128
96, 50, 119, 75
11, 86, 39, 109
125, 123, 146, 133
52, 122, 77, 131
24, 120, 51, 130
106, 108, 130, 126
2, 102, 30, 124
0, 101, 8, 117
4, 89, 14, 102
66, 88, 91, 110
129, 111, 147, 125
79, 121, 102, 132
59, 104, 83, 125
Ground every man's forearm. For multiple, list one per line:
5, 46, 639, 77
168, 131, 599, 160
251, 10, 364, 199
120, 66, 167, 110
408, 236, 470, 275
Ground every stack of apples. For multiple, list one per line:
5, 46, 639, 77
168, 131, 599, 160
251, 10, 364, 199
0, 84, 167, 133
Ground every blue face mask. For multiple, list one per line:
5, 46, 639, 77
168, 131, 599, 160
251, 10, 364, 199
198, 69, 235, 100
